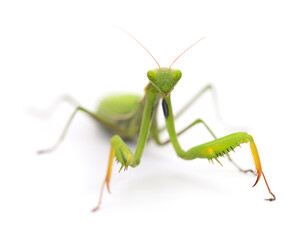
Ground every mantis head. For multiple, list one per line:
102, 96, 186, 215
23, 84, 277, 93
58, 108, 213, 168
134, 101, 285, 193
117, 28, 205, 97
144, 36, 204, 97
147, 68, 182, 97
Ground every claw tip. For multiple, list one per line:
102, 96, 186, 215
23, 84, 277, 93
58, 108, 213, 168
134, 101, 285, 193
252, 174, 261, 187
91, 206, 99, 212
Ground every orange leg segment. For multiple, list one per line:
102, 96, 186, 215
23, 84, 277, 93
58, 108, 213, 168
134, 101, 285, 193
92, 146, 115, 212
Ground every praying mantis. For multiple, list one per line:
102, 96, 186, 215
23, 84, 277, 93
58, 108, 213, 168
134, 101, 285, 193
38, 29, 276, 212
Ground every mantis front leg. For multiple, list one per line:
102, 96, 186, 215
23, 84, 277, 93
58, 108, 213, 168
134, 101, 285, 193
155, 84, 254, 174
92, 88, 158, 211
162, 96, 275, 201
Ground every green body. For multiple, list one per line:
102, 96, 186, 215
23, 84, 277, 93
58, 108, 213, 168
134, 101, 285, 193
92, 68, 261, 174
94, 67, 181, 140
96, 85, 251, 161
39, 53, 275, 211
96, 94, 144, 139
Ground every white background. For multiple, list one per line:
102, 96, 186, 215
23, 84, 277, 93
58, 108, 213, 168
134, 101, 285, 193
1, 0, 305, 239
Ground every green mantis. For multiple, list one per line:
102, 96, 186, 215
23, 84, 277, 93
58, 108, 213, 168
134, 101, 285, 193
38, 30, 276, 212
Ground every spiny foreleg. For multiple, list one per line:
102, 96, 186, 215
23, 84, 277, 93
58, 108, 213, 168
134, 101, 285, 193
91, 135, 139, 212
184, 132, 275, 201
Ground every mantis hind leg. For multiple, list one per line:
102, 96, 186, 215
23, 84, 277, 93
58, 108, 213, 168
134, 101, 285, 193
174, 84, 219, 120
37, 106, 100, 154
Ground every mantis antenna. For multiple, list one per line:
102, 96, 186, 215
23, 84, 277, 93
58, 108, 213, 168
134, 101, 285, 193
169, 36, 206, 69
116, 27, 161, 69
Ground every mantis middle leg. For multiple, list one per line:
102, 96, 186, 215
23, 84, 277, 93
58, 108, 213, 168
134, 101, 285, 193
29, 94, 80, 119
158, 84, 216, 133
153, 118, 216, 146
37, 105, 111, 154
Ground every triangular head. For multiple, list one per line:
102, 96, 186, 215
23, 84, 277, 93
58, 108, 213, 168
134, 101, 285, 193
147, 68, 182, 97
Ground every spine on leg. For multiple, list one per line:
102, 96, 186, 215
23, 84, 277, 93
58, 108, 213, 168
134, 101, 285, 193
186, 132, 262, 186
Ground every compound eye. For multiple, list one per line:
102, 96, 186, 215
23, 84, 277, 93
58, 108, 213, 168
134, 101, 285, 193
147, 70, 157, 82
173, 69, 182, 81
